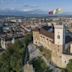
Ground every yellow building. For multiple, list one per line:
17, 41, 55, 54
33, 24, 72, 68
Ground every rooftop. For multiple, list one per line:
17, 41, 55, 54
33, 25, 72, 44
65, 36, 72, 44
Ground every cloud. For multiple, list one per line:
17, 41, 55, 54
23, 5, 38, 8
21, 5, 39, 11
23, 5, 38, 10
0, 0, 16, 4
20, 8, 35, 12
0, 2, 40, 12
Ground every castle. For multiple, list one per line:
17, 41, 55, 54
33, 24, 72, 68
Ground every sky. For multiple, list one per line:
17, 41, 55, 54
0, 0, 72, 12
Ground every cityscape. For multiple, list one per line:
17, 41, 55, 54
0, 0, 72, 72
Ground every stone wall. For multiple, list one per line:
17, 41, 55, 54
62, 54, 72, 68
33, 30, 72, 68
33, 31, 41, 46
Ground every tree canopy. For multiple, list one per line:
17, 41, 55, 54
31, 57, 52, 72
0, 40, 24, 72
0, 33, 33, 72
66, 59, 72, 72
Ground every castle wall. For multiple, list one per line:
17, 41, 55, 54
33, 30, 63, 68
49, 42, 63, 68
33, 30, 72, 68
39, 34, 53, 50
33, 31, 41, 46
33, 30, 53, 50
62, 54, 72, 68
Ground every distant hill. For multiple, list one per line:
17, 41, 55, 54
0, 9, 72, 17
0, 9, 48, 17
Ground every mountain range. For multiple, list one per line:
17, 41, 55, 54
0, 9, 72, 17
0, 9, 48, 17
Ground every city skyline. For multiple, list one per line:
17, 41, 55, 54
0, 0, 72, 12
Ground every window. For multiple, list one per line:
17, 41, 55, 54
47, 38, 48, 40
40, 35, 42, 38
43, 36, 44, 38
65, 61, 66, 63
35, 41, 37, 44
60, 56, 62, 58
58, 45, 59, 47
58, 48, 59, 52
57, 35, 60, 39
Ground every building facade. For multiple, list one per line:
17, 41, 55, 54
33, 24, 72, 68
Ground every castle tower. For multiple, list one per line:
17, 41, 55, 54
54, 24, 65, 46
51, 24, 66, 68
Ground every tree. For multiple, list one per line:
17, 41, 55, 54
31, 57, 52, 72
0, 33, 33, 72
0, 40, 24, 72
23, 33, 33, 46
66, 59, 72, 72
